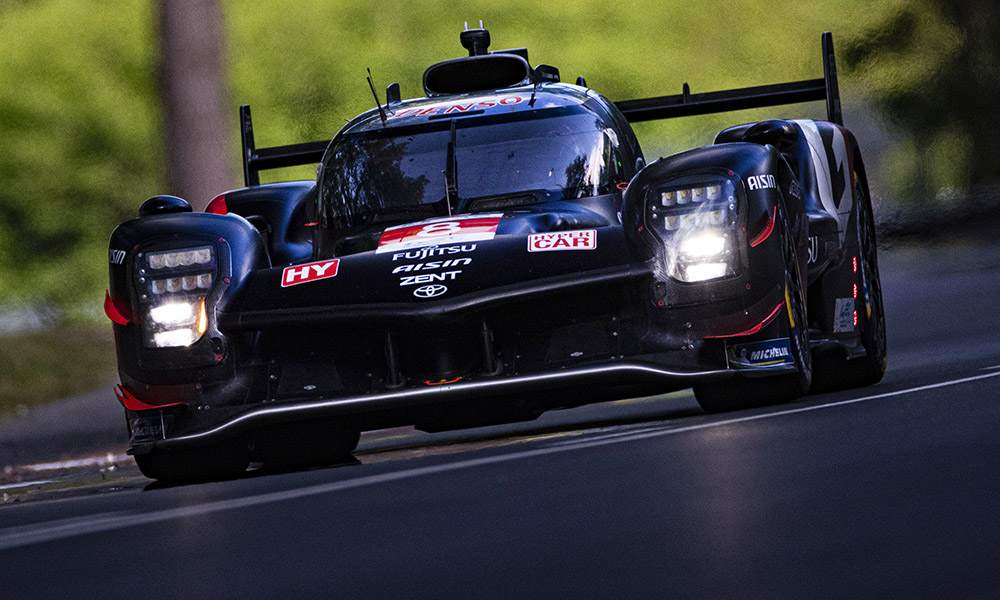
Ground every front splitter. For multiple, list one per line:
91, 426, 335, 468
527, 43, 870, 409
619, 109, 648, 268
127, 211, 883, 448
130, 361, 735, 453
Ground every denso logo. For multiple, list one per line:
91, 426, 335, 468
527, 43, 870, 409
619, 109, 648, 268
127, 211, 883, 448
281, 259, 340, 287
527, 230, 597, 252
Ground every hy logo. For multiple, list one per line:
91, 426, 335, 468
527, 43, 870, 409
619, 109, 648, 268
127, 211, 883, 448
281, 259, 340, 287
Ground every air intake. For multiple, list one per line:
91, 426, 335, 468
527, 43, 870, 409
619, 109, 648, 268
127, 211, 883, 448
423, 54, 533, 96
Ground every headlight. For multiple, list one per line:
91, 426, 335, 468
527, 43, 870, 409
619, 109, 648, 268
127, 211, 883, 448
137, 245, 217, 348
647, 178, 739, 283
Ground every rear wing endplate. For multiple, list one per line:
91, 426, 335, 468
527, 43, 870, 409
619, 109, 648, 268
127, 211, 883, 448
614, 32, 842, 126
239, 32, 842, 187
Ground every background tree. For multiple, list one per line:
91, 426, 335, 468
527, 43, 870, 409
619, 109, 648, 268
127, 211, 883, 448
843, 0, 1000, 200
158, 0, 234, 211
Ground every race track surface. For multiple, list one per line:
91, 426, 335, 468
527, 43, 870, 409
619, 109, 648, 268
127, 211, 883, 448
2, 242, 999, 599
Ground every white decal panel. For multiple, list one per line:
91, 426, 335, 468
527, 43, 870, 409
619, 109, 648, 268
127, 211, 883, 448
377, 215, 501, 254
833, 297, 855, 333
527, 230, 597, 252
794, 120, 853, 244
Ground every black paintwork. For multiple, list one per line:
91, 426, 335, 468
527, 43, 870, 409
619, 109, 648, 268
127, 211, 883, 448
107, 30, 878, 457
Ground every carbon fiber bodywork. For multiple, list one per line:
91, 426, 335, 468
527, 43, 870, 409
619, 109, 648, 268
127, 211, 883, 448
106, 30, 884, 472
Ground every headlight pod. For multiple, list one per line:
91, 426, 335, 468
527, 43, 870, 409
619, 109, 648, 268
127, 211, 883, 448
646, 178, 739, 283
136, 245, 217, 348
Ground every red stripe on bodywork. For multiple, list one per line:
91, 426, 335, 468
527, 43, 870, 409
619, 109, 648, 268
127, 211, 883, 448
749, 207, 776, 247
104, 290, 130, 325
205, 193, 227, 214
704, 302, 785, 339
114, 385, 188, 412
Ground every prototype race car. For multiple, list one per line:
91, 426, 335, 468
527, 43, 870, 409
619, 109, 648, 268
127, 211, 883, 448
106, 27, 886, 482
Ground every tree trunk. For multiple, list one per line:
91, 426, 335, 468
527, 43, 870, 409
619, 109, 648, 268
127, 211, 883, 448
158, 0, 233, 211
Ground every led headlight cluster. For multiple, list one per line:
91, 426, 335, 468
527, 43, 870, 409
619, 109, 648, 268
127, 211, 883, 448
138, 246, 216, 348
647, 179, 739, 283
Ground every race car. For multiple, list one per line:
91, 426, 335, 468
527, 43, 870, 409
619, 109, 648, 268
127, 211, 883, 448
106, 27, 886, 482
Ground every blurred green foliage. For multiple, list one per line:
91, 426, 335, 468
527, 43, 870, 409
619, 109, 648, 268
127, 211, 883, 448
0, 0, 993, 320
843, 0, 1000, 201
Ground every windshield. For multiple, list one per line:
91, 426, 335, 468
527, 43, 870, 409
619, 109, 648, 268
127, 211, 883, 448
318, 108, 623, 228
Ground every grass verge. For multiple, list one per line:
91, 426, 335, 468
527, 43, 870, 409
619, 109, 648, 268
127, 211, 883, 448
0, 325, 117, 418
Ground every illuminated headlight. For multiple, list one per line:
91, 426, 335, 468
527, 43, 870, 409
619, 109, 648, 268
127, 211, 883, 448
147, 247, 213, 270
138, 245, 217, 348
647, 178, 740, 283
146, 298, 208, 348
149, 301, 196, 326
678, 231, 728, 259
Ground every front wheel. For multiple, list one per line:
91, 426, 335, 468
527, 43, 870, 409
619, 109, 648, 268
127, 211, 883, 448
134, 441, 250, 484
251, 421, 361, 472
694, 213, 812, 413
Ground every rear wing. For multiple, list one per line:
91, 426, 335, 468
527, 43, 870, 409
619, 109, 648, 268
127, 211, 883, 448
239, 32, 842, 187
614, 32, 842, 125
239, 106, 327, 187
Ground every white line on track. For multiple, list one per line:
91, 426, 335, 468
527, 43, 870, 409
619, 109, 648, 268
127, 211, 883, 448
2, 369, 1000, 551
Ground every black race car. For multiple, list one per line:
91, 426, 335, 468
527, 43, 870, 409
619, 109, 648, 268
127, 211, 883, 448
106, 27, 886, 482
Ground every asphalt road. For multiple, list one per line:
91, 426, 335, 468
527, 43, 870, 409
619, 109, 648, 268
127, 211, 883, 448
2, 241, 999, 599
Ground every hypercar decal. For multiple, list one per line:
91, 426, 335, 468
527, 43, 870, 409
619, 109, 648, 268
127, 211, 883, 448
281, 258, 340, 287
727, 338, 794, 367
527, 230, 597, 252
377, 215, 501, 254
794, 120, 853, 244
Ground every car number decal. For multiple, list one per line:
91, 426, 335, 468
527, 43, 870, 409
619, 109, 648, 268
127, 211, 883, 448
377, 215, 501, 254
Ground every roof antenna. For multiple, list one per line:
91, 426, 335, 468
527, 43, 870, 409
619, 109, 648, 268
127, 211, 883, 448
366, 67, 388, 127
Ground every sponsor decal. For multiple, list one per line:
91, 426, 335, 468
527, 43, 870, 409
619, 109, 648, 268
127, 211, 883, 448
392, 257, 472, 273
788, 177, 803, 200
807, 236, 819, 264
727, 338, 794, 368
746, 174, 777, 191
413, 284, 448, 299
281, 259, 340, 288
390, 244, 477, 262
130, 416, 173, 442
388, 96, 526, 120
833, 297, 855, 333
527, 229, 597, 252
377, 215, 501, 254
109, 249, 126, 265
399, 270, 461, 286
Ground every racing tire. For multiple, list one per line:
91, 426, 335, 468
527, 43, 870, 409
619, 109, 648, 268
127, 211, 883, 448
252, 421, 361, 472
694, 212, 812, 413
811, 176, 887, 392
133, 441, 250, 484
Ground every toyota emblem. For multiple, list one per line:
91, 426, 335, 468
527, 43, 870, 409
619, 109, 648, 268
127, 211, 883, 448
413, 284, 448, 298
